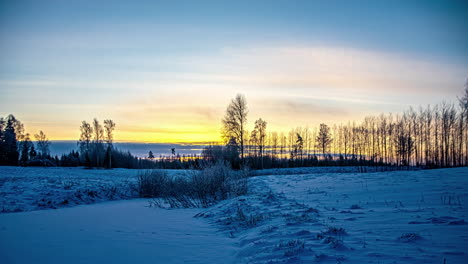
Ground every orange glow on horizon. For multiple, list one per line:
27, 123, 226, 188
15, 108, 378, 144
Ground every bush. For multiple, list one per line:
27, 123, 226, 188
137, 161, 249, 208
137, 170, 169, 198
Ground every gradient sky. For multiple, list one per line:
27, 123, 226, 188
1, 0, 467, 143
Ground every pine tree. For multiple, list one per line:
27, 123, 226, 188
0, 115, 20, 165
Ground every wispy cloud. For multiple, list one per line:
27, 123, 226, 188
1, 44, 466, 142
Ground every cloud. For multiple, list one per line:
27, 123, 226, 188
2, 44, 466, 142
5, 44, 465, 103
184, 46, 467, 95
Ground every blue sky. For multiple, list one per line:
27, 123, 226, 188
1, 0, 467, 142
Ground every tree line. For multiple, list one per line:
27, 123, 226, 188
210, 81, 468, 170
0, 115, 53, 166
2, 80, 467, 170
0, 117, 154, 169
0, 114, 202, 169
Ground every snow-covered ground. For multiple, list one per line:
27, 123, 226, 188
0, 200, 237, 264
201, 167, 468, 263
0, 166, 187, 213
1, 166, 467, 263
252, 166, 409, 176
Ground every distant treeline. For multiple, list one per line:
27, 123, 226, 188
146, 80, 468, 170
212, 80, 468, 170
1, 80, 467, 170
0, 117, 156, 168
0, 114, 202, 169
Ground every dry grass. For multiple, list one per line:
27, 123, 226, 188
137, 162, 248, 208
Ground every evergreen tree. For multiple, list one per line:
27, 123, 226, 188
0, 117, 4, 163
19, 134, 32, 165
0, 115, 20, 165
295, 133, 304, 163
29, 144, 37, 160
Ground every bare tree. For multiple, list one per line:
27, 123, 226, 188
394, 132, 414, 168
222, 94, 248, 163
78, 121, 93, 167
92, 118, 104, 167
249, 129, 258, 158
104, 119, 116, 168
459, 80, 468, 164
34, 130, 51, 158
214, 81, 468, 169
270, 132, 279, 157
280, 132, 286, 158
316, 123, 333, 159
251, 118, 267, 168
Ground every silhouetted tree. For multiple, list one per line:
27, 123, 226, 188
395, 133, 414, 168
253, 118, 267, 168
104, 119, 116, 168
226, 137, 241, 169
0, 115, 21, 165
459, 80, 468, 164
222, 94, 248, 163
35, 130, 51, 158
29, 144, 37, 160
316, 123, 333, 159
19, 133, 32, 165
295, 133, 304, 164
60, 150, 80, 167
78, 121, 93, 167
92, 118, 104, 167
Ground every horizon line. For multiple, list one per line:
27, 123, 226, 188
41, 140, 222, 145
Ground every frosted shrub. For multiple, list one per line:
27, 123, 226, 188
137, 170, 169, 198
193, 161, 248, 202
137, 162, 248, 208
190, 161, 248, 207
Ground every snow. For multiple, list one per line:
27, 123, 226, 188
0, 166, 187, 212
199, 168, 468, 263
252, 166, 405, 176
1, 166, 467, 263
0, 200, 237, 264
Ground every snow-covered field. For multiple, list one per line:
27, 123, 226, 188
251, 166, 409, 176
0, 167, 188, 212
0, 199, 237, 264
1, 166, 467, 263
204, 167, 468, 263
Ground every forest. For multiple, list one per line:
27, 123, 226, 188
205, 82, 468, 170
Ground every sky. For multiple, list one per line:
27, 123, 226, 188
1, 0, 467, 143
